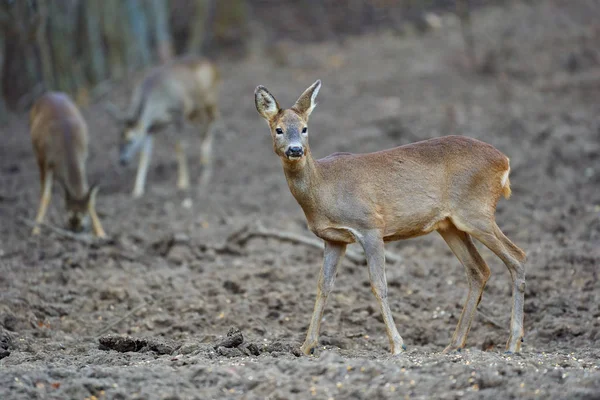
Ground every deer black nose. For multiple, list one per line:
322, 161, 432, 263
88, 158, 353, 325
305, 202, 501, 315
286, 146, 303, 158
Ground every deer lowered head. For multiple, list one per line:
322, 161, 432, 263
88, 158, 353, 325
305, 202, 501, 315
105, 101, 148, 166
63, 183, 100, 232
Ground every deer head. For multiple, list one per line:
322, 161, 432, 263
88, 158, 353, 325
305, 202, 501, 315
64, 184, 100, 233
255, 80, 321, 164
105, 102, 146, 165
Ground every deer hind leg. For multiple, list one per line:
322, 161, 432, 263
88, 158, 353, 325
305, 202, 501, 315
456, 217, 527, 353
198, 104, 220, 187
32, 169, 53, 235
301, 241, 346, 355
357, 230, 405, 355
171, 110, 190, 191
133, 135, 154, 198
438, 222, 491, 353
175, 140, 190, 190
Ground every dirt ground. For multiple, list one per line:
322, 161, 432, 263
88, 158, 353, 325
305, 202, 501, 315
1, 2, 600, 399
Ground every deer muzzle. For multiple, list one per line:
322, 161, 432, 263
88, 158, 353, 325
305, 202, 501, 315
285, 145, 304, 159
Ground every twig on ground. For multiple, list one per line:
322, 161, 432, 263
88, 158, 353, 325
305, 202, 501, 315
19, 217, 99, 245
95, 301, 151, 338
478, 306, 506, 330
95, 294, 181, 338
227, 222, 403, 265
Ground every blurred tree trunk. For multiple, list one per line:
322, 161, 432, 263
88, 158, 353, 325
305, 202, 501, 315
149, 0, 173, 63
82, 0, 107, 85
186, 0, 212, 55
46, 0, 82, 94
125, 0, 152, 67
101, 0, 128, 80
35, 0, 54, 91
213, 0, 248, 56
456, 0, 476, 69
0, 29, 6, 121
0, 0, 40, 109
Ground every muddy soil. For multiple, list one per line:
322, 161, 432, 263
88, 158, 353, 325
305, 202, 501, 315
1, 2, 599, 399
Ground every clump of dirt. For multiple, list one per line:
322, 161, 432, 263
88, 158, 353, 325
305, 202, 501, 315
0, 329, 12, 359
99, 335, 180, 355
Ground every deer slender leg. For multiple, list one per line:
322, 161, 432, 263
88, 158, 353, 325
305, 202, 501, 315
32, 169, 53, 235
171, 110, 189, 191
175, 140, 190, 190
438, 223, 490, 353
464, 220, 527, 353
199, 104, 219, 187
301, 241, 346, 355
357, 230, 405, 355
87, 188, 106, 238
132, 136, 153, 198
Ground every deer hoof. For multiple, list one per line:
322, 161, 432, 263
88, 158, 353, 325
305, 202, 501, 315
442, 344, 464, 354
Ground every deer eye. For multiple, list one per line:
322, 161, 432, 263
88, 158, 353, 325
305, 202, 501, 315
275, 128, 284, 135
302, 127, 308, 134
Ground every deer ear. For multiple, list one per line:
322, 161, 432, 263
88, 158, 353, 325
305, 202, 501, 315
293, 80, 321, 118
255, 86, 281, 121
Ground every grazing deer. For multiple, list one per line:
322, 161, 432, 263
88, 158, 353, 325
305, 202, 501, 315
30, 92, 106, 237
255, 80, 526, 355
108, 56, 221, 198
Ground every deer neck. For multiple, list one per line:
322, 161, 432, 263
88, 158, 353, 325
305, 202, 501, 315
63, 125, 88, 199
282, 149, 321, 211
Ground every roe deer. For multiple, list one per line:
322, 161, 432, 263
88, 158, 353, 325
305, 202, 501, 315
254, 80, 526, 355
30, 92, 106, 237
108, 56, 221, 198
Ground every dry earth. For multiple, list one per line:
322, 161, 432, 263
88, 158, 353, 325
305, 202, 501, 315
1, 2, 599, 399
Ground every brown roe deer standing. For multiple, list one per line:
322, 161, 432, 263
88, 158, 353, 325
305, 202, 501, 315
255, 80, 527, 355
109, 56, 221, 198
30, 92, 106, 237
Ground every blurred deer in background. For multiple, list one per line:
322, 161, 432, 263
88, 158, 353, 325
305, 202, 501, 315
255, 80, 526, 356
107, 57, 221, 198
30, 92, 106, 237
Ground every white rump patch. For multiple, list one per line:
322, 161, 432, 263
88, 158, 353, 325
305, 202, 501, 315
501, 166, 510, 188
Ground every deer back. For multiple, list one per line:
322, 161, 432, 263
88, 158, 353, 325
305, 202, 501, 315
130, 58, 220, 131
30, 92, 89, 199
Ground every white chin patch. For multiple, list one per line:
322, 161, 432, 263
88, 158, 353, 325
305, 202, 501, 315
287, 155, 302, 161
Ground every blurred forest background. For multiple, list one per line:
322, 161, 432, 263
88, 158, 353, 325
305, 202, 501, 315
0, 0, 508, 120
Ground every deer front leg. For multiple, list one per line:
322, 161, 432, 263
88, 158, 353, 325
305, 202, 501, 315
87, 186, 106, 238
301, 241, 346, 355
357, 230, 405, 355
175, 140, 190, 190
132, 135, 153, 198
32, 169, 53, 235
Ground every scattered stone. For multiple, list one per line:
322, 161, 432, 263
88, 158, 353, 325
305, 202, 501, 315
213, 327, 243, 350
173, 233, 190, 244
0, 328, 13, 359
216, 346, 244, 357
167, 245, 194, 264
222, 280, 244, 294
239, 342, 261, 357
178, 342, 202, 355
263, 341, 302, 357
